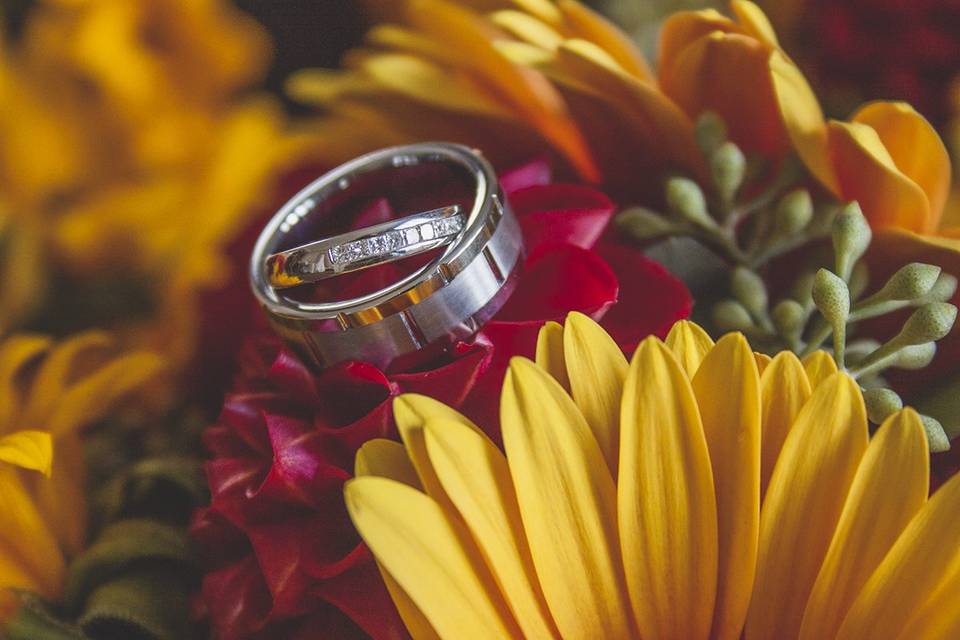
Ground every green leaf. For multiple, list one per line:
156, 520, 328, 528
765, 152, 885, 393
96, 456, 207, 525
64, 519, 196, 610
79, 567, 192, 640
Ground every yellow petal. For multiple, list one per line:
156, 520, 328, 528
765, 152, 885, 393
563, 312, 628, 473
501, 357, 633, 638
378, 565, 442, 640
754, 351, 772, 374
31, 432, 86, 555
802, 349, 837, 390
691, 334, 760, 640
0, 334, 51, 431
0, 431, 52, 476
730, 0, 779, 47
620, 337, 717, 640
535, 321, 569, 392
355, 439, 421, 489
0, 466, 64, 598
851, 101, 951, 233
665, 320, 715, 377
658, 9, 737, 73
394, 394, 482, 512
800, 409, 929, 640
769, 50, 839, 193
746, 372, 868, 639
828, 119, 932, 233
896, 572, 960, 640
489, 10, 564, 51
836, 461, 960, 639
345, 477, 520, 638
424, 419, 559, 639
556, 0, 653, 80
759, 351, 811, 495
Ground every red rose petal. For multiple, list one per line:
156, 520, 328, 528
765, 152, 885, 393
391, 337, 493, 407
511, 183, 616, 252
314, 560, 408, 640
500, 158, 552, 195
202, 556, 273, 637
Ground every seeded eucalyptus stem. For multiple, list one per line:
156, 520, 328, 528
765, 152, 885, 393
616, 111, 958, 451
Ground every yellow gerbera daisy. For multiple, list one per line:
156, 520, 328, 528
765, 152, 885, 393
346, 313, 960, 639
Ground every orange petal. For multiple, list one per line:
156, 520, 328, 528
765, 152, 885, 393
852, 102, 951, 233
660, 31, 788, 157
802, 350, 838, 390
828, 119, 931, 233
557, 0, 653, 80
658, 9, 737, 72
730, 0, 779, 47
759, 351, 811, 497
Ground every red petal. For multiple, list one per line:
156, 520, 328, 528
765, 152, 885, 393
391, 338, 493, 407
511, 183, 616, 252
314, 560, 409, 640
202, 556, 273, 637
500, 158, 553, 195
594, 242, 692, 351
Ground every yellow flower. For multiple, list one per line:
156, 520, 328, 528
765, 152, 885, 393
346, 314, 960, 639
0, 331, 163, 614
0, 0, 321, 365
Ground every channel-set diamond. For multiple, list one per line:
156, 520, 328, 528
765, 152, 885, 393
327, 213, 464, 267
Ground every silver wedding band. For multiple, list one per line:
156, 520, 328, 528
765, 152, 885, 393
249, 143, 524, 370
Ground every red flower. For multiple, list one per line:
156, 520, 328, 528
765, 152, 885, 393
191, 161, 691, 639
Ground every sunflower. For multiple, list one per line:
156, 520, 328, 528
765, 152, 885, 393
346, 314, 960, 639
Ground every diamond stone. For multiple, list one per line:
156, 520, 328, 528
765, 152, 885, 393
329, 241, 363, 265
433, 216, 464, 237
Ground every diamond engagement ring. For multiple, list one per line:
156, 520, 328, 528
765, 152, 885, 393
249, 143, 524, 371
265, 205, 466, 289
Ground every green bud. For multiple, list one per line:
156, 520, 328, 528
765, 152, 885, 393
772, 299, 805, 339
928, 272, 958, 302
849, 262, 870, 301
695, 111, 727, 156
812, 269, 851, 326
897, 302, 957, 345
617, 207, 675, 241
710, 141, 746, 203
879, 263, 941, 300
893, 342, 937, 370
666, 177, 715, 229
731, 267, 768, 317
862, 387, 903, 424
832, 202, 872, 279
713, 300, 754, 333
774, 189, 814, 235
921, 415, 951, 453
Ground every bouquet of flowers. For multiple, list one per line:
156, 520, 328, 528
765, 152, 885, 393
1, 1, 959, 639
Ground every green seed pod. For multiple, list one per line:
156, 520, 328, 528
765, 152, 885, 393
832, 202, 872, 279
928, 272, 958, 302
879, 263, 941, 301
695, 111, 727, 156
666, 177, 715, 229
774, 189, 814, 235
893, 342, 937, 370
617, 207, 675, 241
862, 388, 903, 424
897, 302, 957, 345
713, 300, 754, 333
771, 299, 805, 340
710, 141, 746, 203
920, 415, 950, 453
812, 269, 851, 327
731, 267, 768, 317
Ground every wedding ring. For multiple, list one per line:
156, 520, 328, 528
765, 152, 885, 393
249, 143, 524, 371
265, 205, 465, 288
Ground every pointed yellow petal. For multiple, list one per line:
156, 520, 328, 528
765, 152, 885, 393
424, 419, 559, 639
556, 0, 653, 80
355, 439, 421, 489
563, 312, 628, 473
489, 10, 564, 50
759, 352, 811, 496
535, 321, 569, 392
345, 477, 520, 639
746, 373, 868, 639
0, 431, 52, 476
769, 50, 839, 193
620, 337, 717, 640
754, 352, 772, 374
852, 101, 951, 231
394, 393, 483, 510
665, 320, 715, 377
378, 565, 442, 640
730, 0, 779, 47
836, 463, 960, 639
802, 349, 838, 390
501, 357, 633, 638
896, 571, 960, 640
691, 333, 760, 640
0, 466, 64, 598
799, 409, 929, 640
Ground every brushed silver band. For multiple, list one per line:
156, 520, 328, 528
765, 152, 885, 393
249, 143, 524, 371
